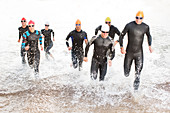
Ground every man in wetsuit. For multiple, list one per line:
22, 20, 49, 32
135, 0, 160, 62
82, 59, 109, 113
18, 17, 29, 64
66, 19, 88, 71
119, 11, 153, 90
41, 22, 55, 59
84, 24, 115, 81
22, 20, 43, 75
95, 17, 120, 46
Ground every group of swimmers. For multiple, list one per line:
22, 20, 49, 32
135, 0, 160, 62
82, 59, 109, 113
18, 11, 153, 90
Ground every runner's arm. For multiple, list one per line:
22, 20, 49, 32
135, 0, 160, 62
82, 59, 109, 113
85, 36, 96, 57
119, 24, 129, 48
95, 25, 102, 35
146, 26, 152, 46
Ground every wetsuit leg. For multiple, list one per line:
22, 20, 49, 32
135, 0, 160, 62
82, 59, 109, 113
78, 51, 84, 71
44, 42, 48, 59
45, 41, 53, 55
71, 50, 78, 69
21, 46, 26, 64
90, 58, 99, 80
134, 53, 143, 76
133, 53, 143, 90
27, 50, 34, 68
34, 50, 40, 74
99, 62, 107, 81
44, 42, 47, 51
124, 53, 133, 77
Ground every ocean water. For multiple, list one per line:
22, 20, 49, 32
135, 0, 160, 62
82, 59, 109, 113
0, 0, 169, 112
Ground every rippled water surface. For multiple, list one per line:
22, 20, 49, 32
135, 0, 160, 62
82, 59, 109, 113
0, 0, 170, 112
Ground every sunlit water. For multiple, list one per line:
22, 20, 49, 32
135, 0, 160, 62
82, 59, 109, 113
0, 0, 170, 112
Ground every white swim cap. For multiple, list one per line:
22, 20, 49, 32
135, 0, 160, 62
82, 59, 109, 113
45, 21, 49, 25
101, 24, 109, 32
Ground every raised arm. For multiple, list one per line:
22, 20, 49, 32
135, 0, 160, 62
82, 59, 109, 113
95, 25, 102, 35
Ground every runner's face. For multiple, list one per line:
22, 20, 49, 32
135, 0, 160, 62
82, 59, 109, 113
45, 24, 49, 30
76, 24, 81, 32
28, 24, 35, 31
101, 31, 109, 38
21, 20, 26, 26
135, 16, 143, 24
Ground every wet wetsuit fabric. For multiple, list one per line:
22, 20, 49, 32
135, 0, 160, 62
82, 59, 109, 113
119, 21, 152, 77
66, 29, 88, 69
41, 29, 54, 55
18, 26, 29, 63
95, 25, 120, 40
22, 30, 42, 73
85, 35, 115, 81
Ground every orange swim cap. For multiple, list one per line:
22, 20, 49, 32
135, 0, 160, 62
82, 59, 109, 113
136, 11, 144, 18
75, 19, 81, 25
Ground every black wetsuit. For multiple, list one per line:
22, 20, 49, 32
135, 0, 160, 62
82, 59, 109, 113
18, 26, 29, 63
41, 29, 54, 55
95, 25, 120, 41
66, 29, 88, 70
119, 21, 152, 90
85, 35, 115, 81
22, 30, 42, 73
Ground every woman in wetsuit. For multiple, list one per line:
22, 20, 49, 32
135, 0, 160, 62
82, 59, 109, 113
18, 17, 29, 64
41, 22, 55, 59
22, 20, 43, 75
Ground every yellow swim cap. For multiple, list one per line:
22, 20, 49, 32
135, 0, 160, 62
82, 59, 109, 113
105, 17, 111, 22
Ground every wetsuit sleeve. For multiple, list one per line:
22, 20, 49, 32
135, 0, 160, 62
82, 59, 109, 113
41, 29, 44, 35
18, 27, 22, 40
38, 31, 42, 45
22, 33, 27, 48
85, 36, 96, 57
84, 32, 88, 40
95, 25, 102, 35
114, 26, 121, 42
119, 24, 129, 48
109, 43, 115, 60
146, 26, 152, 46
51, 29, 54, 38
66, 32, 71, 47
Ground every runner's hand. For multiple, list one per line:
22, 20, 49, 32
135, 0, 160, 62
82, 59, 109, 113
25, 45, 29, 51
108, 60, 112, 67
68, 47, 72, 51
18, 39, 20, 43
41, 34, 45, 38
149, 46, 153, 53
40, 45, 43, 51
121, 47, 126, 54
114, 41, 118, 46
83, 57, 88, 62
